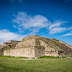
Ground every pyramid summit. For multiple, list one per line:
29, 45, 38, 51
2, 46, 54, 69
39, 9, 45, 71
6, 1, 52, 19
0, 35, 72, 58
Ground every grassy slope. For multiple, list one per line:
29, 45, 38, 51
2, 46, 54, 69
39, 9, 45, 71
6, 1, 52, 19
51, 39, 72, 55
36, 36, 72, 54
39, 37, 61, 50
0, 56, 72, 72
19, 35, 72, 52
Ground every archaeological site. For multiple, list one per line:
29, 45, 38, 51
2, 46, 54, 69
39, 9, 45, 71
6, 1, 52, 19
0, 35, 72, 58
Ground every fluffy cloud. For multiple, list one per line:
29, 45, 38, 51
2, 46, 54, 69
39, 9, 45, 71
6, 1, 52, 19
13, 12, 72, 35
62, 31, 72, 36
49, 21, 64, 29
49, 21, 72, 34
0, 29, 26, 45
48, 21, 67, 34
49, 27, 66, 34
13, 12, 50, 35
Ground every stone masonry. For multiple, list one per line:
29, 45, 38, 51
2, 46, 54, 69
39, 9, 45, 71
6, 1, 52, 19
0, 35, 71, 58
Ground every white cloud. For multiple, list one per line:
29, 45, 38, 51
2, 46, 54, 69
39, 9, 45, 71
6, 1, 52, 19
29, 29, 39, 36
48, 21, 67, 34
13, 25, 17, 28
62, 31, 72, 36
49, 21, 72, 34
13, 12, 72, 35
67, 26, 72, 30
0, 29, 26, 45
49, 21, 64, 30
49, 27, 66, 34
13, 12, 50, 35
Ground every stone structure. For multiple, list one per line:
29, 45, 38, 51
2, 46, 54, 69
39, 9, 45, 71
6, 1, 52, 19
0, 37, 45, 58
0, 35, 72, 58
59, 40, 72, 49
39, 40, 59, 56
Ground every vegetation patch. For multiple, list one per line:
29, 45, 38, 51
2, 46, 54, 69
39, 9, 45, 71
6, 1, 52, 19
39, 56, 66, 59
0, 57, 72, 72
39, 56, 60, 59
0, 56, 27, 59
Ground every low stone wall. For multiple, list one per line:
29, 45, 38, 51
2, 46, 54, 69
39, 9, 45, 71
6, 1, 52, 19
0, 49, 3, 56
39, 40, 59, 57
59, 40, 72, 48
15, 39, 40, 48
3, 46, 45, 58
35, 46, 45, 57
3, 47, 35, 58
45, 51, 59, 57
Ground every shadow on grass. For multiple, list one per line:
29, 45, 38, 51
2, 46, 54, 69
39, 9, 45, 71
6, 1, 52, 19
39, 56, 66, 59
0, 56, 27, 59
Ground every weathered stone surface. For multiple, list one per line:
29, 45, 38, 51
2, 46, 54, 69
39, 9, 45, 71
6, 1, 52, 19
39, 40, 59, 56
15, 38, 40, 48
1, 36, 45, 58
4, 46, 45, 58
35, 46, 45, 57
0, 49, 3, 56
0, 35, 72, 58
59, 40, 72, 49
4, 47, 35, 57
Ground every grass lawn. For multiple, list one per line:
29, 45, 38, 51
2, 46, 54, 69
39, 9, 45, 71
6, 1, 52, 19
0, 56, 72, 72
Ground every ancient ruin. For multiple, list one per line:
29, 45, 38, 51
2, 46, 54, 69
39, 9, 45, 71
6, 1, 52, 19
0, 35, 72, 58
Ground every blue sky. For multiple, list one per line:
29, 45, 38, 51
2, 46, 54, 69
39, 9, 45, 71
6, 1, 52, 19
0, 0, 72, 46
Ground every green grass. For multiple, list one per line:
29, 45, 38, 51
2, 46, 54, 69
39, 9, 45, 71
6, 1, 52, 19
0, 56, 72, 72
39, 56, 60, 59
0, 56, 27, 59
39, 37, 61, 50
39, 56, 66, 59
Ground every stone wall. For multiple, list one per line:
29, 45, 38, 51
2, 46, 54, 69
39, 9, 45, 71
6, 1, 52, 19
0, 49, 3, 56
45, 50, 59, 57
15, 39, 40, 48
59, 40, 72, 48
3, 42, 10, 46
39, 40, 59, 57
3, 46, 45, 58
2, 38, 45, 58
35, 46, 45, 57
8, 40, 19, 44
3, 47, 35, 58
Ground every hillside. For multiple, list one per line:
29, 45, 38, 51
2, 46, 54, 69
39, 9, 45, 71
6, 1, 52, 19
22, 35, 72, 55
0, 35, 72, 57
